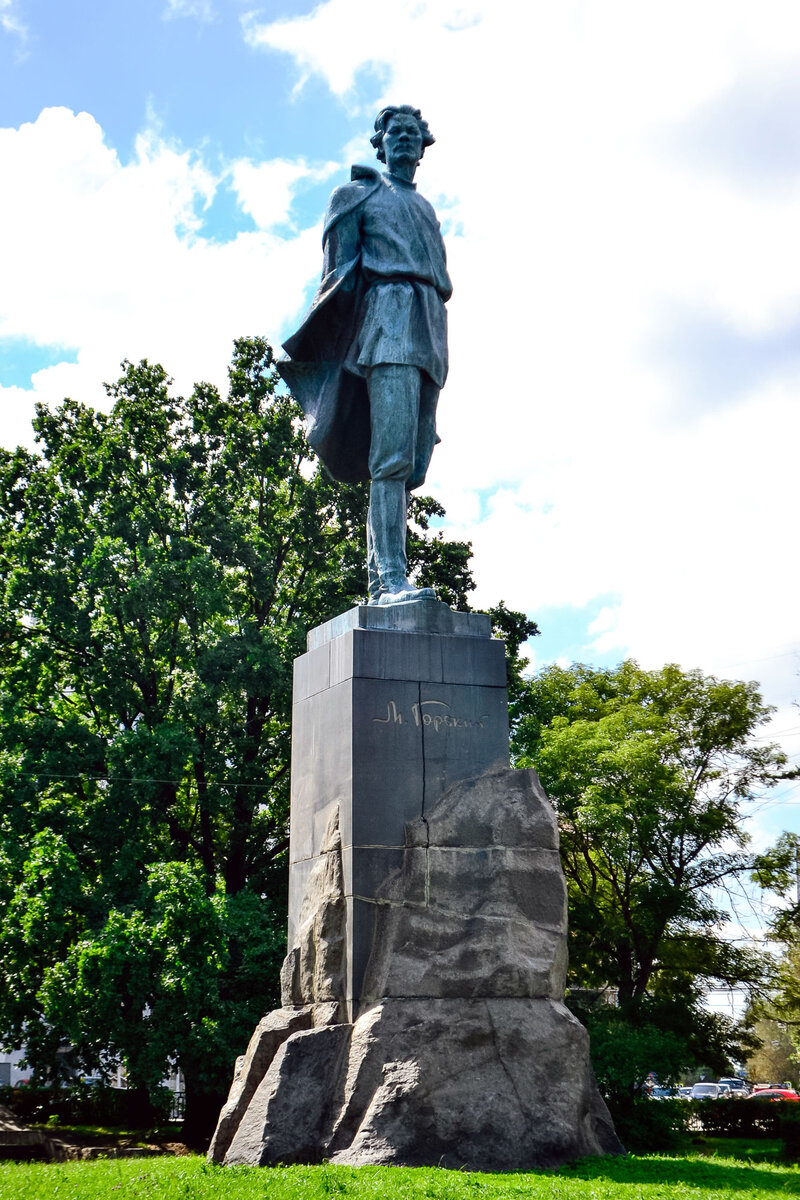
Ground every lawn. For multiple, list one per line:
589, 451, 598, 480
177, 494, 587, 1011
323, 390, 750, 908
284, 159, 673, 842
0, 1150, 798, 1200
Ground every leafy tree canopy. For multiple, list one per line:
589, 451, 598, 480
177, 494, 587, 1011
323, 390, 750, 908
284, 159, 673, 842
745, 1013, 799, 1087
752, 833, 800, 1065
512, 660, 782, 1060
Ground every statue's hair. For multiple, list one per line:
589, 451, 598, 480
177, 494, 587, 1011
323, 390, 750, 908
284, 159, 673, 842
370, 105, 435, 164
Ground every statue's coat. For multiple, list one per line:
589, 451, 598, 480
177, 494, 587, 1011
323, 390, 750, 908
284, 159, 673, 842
278, 166, 383, 484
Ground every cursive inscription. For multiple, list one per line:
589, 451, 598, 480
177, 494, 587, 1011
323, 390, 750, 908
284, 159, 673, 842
373, 698, 489, 732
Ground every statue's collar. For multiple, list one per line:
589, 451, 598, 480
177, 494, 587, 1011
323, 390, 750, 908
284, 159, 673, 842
384, 171, 417, 190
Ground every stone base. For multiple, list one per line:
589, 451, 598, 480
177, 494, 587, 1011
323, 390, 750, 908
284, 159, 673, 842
220, 997, 623, 1170
207, 1003, 339, 1164
290, 603, 511, 1016
211, 764, 624, 1170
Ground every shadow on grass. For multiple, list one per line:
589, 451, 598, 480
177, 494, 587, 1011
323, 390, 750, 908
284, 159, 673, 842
558, 1153, 800, 1194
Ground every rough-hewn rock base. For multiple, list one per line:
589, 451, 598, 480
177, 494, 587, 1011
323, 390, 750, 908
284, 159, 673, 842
221, 996, 621, 1169
210, 768, 624, 1169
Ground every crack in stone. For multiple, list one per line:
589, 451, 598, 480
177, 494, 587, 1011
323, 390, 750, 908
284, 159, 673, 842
418, 679, 427, 820
484, 999, 527, 1116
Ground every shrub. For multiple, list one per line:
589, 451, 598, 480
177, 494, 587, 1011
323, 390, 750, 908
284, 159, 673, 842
779, 1109, 800, 1161
690, 1098, 786, 1139
606, 1098, 689, 1153
0, 1082, 172, 1128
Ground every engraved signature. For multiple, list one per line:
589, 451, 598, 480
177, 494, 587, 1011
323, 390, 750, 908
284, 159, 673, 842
373, 699, 488, 731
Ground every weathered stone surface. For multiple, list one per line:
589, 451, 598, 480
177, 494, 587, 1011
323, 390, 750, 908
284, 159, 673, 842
423, 764, 559, 849
362, 906, 567, 1002
213, 762, 622, 1168
208, 1006, 314, 1163
280, 807, 346, 1011
218, 998, 621, 1170
224, 1024, 352, 1166
360, 767, 568, 1003
327, 998, 622, 1169
208, 808, 347, 1164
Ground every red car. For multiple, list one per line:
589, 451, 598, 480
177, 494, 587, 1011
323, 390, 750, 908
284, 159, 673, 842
752, 1089, 799, 1102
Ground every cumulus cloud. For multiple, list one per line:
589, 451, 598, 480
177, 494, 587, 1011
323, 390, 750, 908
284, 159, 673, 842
242, 0, 483, 97
0, 107, 325, 442
231, 157, 339, 229
662, 65, 800, 192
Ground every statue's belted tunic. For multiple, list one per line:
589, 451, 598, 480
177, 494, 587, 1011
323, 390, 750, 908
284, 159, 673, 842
279, 166, 452, 486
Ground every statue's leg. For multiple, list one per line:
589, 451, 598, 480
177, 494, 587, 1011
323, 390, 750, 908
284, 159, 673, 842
366, 364, 436, 604
366, 521, 381, 604
407, 376, 440, 492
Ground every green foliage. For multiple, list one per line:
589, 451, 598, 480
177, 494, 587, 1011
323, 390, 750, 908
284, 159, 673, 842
690, 1098, 799, 1142
751, 836, 800, 1071
485, 600, 540, 705
746, 1015, 799, 1088
574, 1004, 689, 1103
0, 337, 478, 1128
780, 1108, 800, 1162
406, 494, 475, 610
0, 1082, 172, 1128
607, 1099, 688, 1154
753, 833, 800, 943
513, 661, 781, 1016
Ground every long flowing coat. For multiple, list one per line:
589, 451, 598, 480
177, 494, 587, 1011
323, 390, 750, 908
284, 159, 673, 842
277, 166, 384, 484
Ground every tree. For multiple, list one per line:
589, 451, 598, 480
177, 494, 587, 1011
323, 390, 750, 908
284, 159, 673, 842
745, 1014, 799, 1087
512, 660, 782, 1086
0, 337, 481, 1133
752, 833, 800, 1076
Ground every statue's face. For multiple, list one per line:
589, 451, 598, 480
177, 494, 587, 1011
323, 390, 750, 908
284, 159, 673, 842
383, 113, 423, 171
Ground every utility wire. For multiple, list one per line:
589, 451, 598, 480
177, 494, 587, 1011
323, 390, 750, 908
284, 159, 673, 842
2, 771, 277, 789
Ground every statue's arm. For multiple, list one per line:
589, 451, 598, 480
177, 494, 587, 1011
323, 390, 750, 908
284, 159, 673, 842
321, 200, 362, 293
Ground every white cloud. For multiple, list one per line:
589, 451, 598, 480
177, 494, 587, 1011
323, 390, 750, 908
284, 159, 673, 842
0, 108, 325, 444
0, 0, 27, 41
243, 1, 483, 97
163, 0, 214, 21
231, 157, 338, 229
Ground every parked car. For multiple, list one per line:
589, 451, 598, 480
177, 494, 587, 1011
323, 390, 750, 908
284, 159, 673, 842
691, 1083, 721, 1100
718, 1077, 750, 1098
650, 1086, 680, 1100
751, 1088, 799, 1102
679, 1087, 693, 1099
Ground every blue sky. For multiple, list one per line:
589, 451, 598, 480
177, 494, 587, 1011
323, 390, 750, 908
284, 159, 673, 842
1, 1, 332, 162
1, 0, 799, 884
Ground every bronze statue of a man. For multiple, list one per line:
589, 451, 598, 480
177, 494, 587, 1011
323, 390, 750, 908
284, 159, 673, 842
278, 105, 452, 606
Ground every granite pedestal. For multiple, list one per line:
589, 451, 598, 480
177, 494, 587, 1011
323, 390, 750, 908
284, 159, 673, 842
289, 600, 509, 1019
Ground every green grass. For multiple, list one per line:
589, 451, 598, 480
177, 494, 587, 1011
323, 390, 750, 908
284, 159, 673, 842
689, 1137, 785, 1163
35, 1122, 184, 1143
0, 1151, 798, 1200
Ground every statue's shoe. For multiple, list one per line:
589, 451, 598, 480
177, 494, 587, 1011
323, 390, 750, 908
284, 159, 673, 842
377, 583, 437, 606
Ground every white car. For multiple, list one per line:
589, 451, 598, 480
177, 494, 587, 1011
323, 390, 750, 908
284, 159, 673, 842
691, 1083, 720, 1100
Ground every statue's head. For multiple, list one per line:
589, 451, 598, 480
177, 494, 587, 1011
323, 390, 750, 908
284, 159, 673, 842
370, 105, 435, 165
